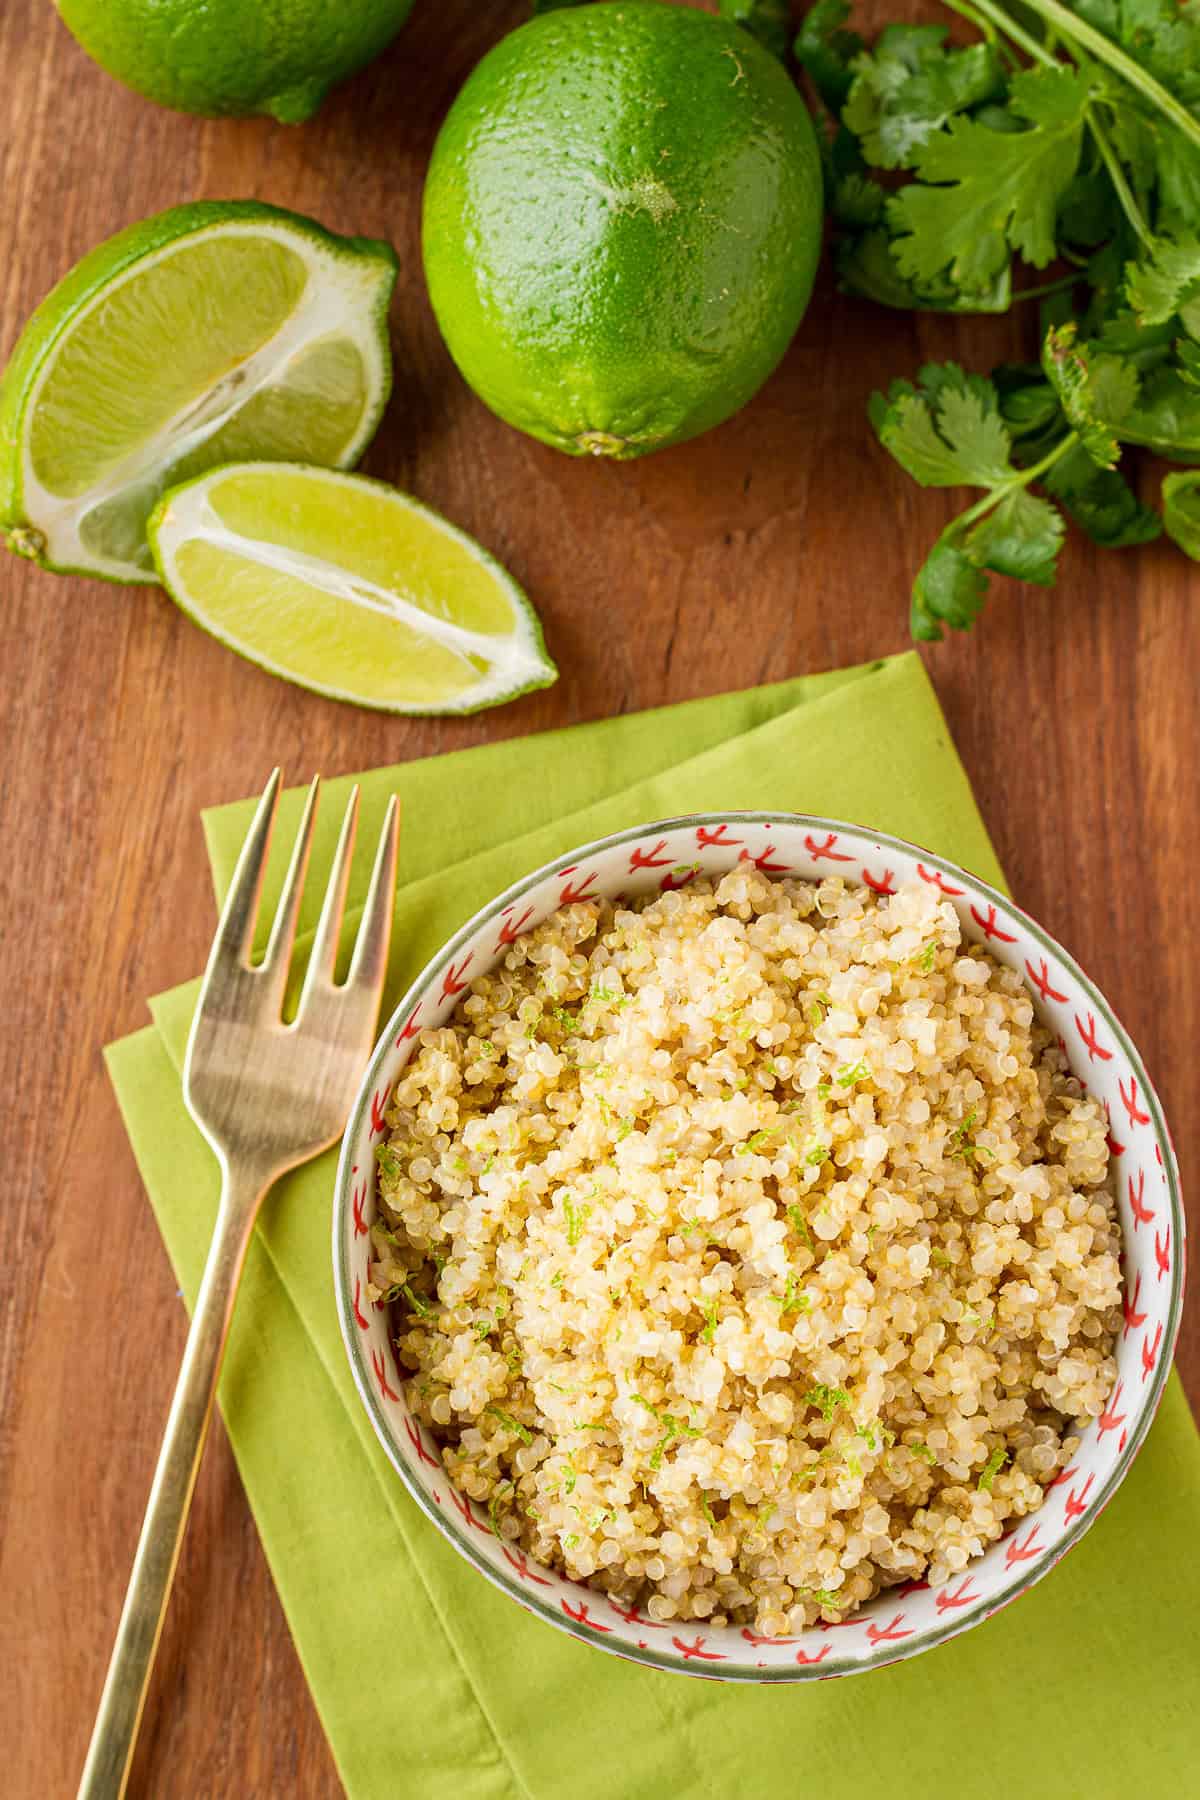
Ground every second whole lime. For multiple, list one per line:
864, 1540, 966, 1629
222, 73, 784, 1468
422, 2, 824, 460
54, 0, 416, 123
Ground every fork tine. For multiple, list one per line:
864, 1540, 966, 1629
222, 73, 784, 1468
346, 794, 400, 998
299, 784, 360, 999
210, 769, 281, 969
260, 775, 321, 1008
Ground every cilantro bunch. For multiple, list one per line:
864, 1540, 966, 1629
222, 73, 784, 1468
797, 0, 1200, 638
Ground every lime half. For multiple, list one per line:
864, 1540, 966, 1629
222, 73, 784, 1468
148, 463, 558, 714
0, 201, 397, 582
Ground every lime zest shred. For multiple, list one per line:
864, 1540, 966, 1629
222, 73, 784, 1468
563, 1193, 592, 1247
805, 1140, 830, 1167
909, 1440, 937, 1465
486, 1405, 533, 1444
769, 1275, 811, 1319
835, 1059, 871, 1089
701, 1495, 719, 1532
488, 1480, 515, 1537
978, 1446, 1009, 1491
375, 1143, 402, 1181
917, 940, 938, 973
700, 1297, 719, 1343
804, 1383, 849, 1422
787, 1205, 815, 1251
399, 1282, 431, 1318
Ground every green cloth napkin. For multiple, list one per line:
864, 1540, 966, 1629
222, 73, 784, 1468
106, 653, 1200, 1800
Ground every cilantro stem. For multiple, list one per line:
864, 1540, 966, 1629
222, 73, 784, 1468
956, 0, 1060, 70
948, 432, 1079, 535
1085, 109, 1155, 249
1012, 0, 1200, 156
1012, 273, 1083, 304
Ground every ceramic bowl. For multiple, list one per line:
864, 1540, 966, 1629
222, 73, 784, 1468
334, 813, 1184, 1681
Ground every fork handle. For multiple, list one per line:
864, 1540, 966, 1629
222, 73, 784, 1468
78, 1167, 267, 1799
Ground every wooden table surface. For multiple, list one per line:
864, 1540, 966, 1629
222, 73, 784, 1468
1, 0, 1195, 1792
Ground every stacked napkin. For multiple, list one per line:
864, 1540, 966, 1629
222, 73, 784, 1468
107, 654, 1200, 1799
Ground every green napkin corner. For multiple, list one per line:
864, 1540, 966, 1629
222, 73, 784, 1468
105, 652, 1200, 1800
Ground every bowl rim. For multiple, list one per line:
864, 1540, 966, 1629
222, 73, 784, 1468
333, 810, 1185, 1681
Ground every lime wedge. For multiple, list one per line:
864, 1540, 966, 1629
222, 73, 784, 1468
148, 463, 558, 714
0, 201, 397, 582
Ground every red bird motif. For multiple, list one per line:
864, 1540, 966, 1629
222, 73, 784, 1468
1025, 958, 1069, 1004
660, 866, 698, 892
396, 1006, 423, 1045
1046, 1465, 1075, 1490
917, 863, 964, 896
439, 957, 472, 1000
370, 1348, 401, 1403
403, 1417, 441, 1471
1075, 1012, 1112, 1062
865, 1612, 912, 1646
1104, 1103, 1126, 1159
629, 840, 672, 871
446, 1485, 486, 1532
502, 1546, 553, 1587
794, 1644, 832, 1665
696, 824, 741, 849
1123, 1271, 1146, 1337
370, 1084, 392, 1136
935, 1577, 980, 1614
351, 1182, 368, 1238
559, 867, 600, 904
352, 1277, 369, 1330
496, 904, 536, 948
1064, 1474, 1095, 1525
741, 1626, 797, 1647
804, 831, 853, 863
861, 865, 896, 897
1004, 1525, 1043, 1567
739, 844, 789, 874
1155, 1225, 1171, 1281
970, 902, 1017, 943
609, 1601, 666, 1628
1141, 1322, 1164, 1383
1118, 1075, 1150, 1128
1097, 1380, 1127, 1440
560, 1598, 612, 1631
670, 1635, 725, 1661
1128, 1170, 1156, 1230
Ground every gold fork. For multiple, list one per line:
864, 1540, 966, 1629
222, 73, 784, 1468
80, 771, 399, 1799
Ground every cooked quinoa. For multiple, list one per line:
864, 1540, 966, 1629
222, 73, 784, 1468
371, 871, 1121, 1635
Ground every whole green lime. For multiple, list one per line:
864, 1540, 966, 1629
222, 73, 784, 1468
54, 0, 416, 122
422, 2, 823, 460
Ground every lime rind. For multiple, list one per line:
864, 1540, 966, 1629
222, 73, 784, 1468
0, 201, 397, 583
147, 462, 559, 716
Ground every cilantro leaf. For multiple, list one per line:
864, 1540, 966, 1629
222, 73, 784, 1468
888, 68, 1093, 292
718, 0, 791, 58
1042, 323, 1139, 466
843, 26, 1003, 170
1043, 442, 1164, 545
1163, 470, 1200, 555
1077, 0, 1200, 111
795, 0, 866, 112
837, 226, 1012, 312
870, 362, 1017, 487
964, 488, 1065, 583
1126, 233, 1200, 330
910, 541, 989, 641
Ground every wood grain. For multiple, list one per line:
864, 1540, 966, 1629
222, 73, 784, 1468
0, 0, 1194, 1792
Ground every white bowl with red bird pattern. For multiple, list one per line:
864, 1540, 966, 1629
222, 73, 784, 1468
333, 814, 1184, 1680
